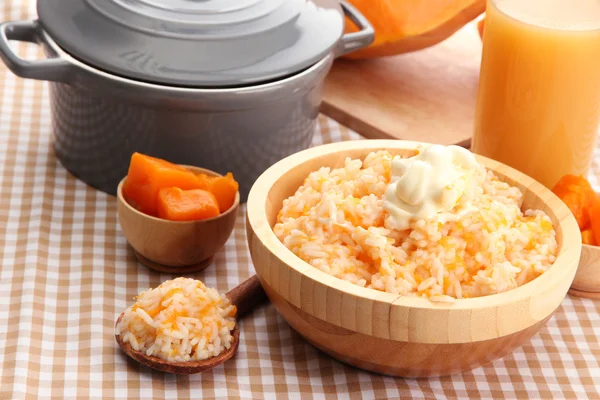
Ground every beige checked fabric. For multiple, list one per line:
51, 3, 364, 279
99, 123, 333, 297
1, 1, 599, 399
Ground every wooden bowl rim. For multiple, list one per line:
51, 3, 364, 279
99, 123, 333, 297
117, 165, 241, 225
572, 243, 600, 295
582, 243, 599, 252
580, 243, 600, 260
247, 139, 581, 311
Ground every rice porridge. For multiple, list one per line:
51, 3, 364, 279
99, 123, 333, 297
116, 278, 237, 362
273, 145, 558, 302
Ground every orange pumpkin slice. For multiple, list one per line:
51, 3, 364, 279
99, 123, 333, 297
156, 188, 220, 221
196, 172, 239, 213
589, 195, 600, 246
552, 174, 596, 230
342, 0, 486, 59
478, 17, 485, 39
122, 153, 203, 216
582, 228, 596, 245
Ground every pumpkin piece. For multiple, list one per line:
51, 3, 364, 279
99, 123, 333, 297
156, 188, 220, 221
122, 153, 203, 216
589, 195, 600, 246
205, 173, 239, 213
552, 174, 596, 230
194, 173, 214, 191
478, 17, 485, 39
582, 229, 595, 245
342, 0, 486, 59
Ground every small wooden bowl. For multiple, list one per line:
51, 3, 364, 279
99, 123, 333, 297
569, 244, 600, 299
246, 140, 581, 377
117, 166, 239, 274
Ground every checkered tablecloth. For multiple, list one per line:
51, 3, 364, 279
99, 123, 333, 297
1, 1, 600, 399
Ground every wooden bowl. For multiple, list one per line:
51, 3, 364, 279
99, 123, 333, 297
246, 140, 581, 377
569, 244, 600, 299
117, 166, 239, 274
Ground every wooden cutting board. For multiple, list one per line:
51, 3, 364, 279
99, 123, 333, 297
321, 22, 483, 147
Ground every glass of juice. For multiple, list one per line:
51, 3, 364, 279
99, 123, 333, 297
472, 0, 600, 189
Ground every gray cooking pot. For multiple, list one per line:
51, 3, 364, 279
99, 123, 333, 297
0, 0, 373, 201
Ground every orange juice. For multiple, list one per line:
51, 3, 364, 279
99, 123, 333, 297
472, 0, 600, 188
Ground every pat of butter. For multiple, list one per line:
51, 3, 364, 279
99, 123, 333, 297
383, 145, 485, 230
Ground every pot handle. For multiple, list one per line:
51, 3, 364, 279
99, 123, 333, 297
337, 1, 375, 57
0, 20, 74, 83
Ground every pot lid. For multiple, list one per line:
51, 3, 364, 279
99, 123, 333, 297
37, 0, 345, 87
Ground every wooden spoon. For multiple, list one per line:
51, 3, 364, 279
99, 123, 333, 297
115, 275, 267, 374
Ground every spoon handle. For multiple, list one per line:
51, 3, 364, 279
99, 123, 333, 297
226, 275, 268, 319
